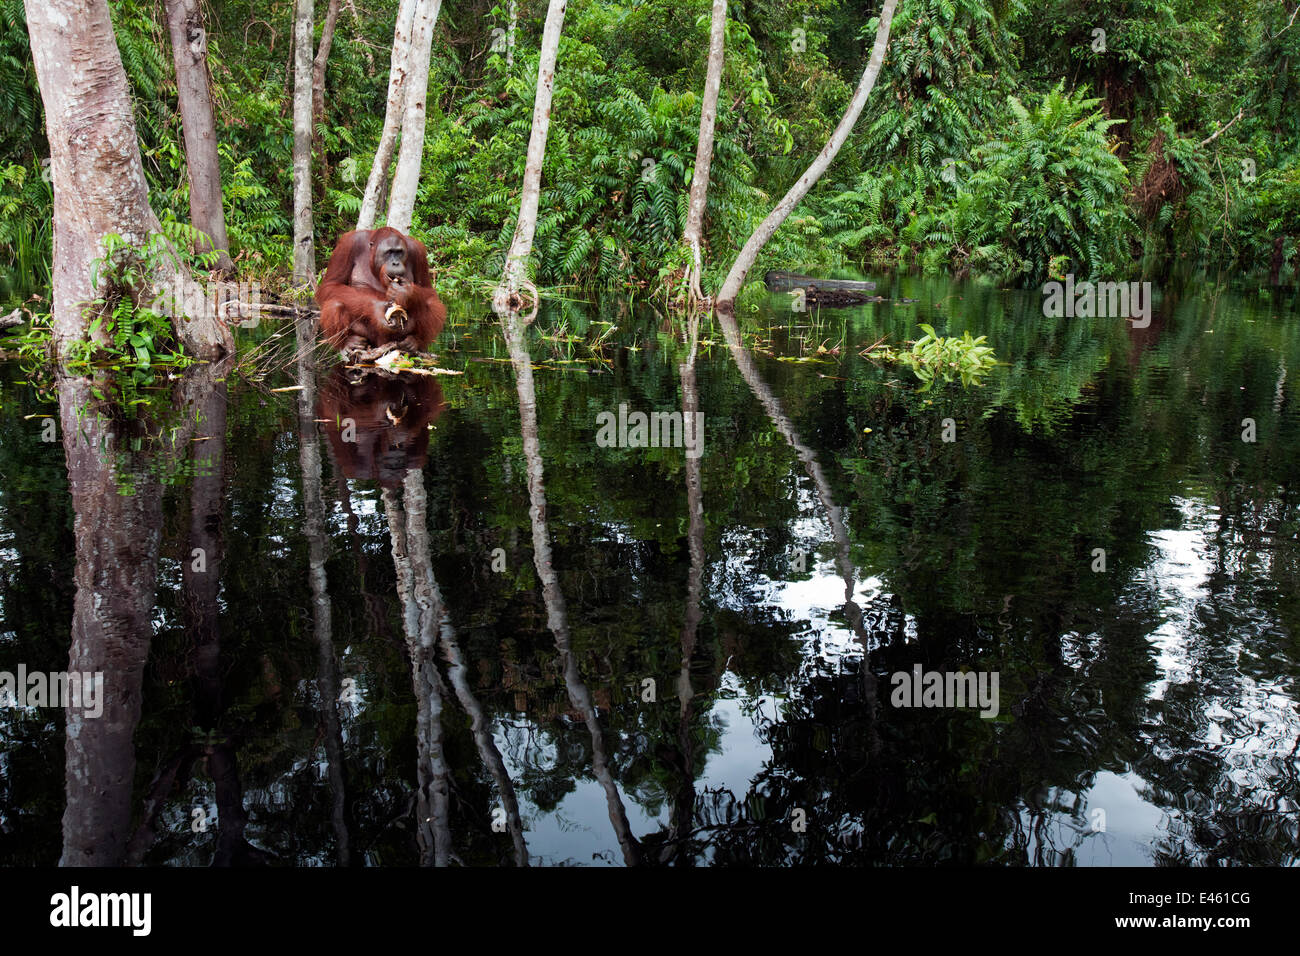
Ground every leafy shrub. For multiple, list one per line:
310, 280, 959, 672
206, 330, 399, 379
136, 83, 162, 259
954, 83, 1132, 278
877, 323, 998, 390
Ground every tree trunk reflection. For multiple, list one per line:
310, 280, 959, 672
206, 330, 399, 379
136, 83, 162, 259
59, 359, 231, 864
499, 304, 643, 866
294, 316, 353, 865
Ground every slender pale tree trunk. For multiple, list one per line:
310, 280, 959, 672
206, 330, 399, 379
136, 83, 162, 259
312, 0, 343, 196
358, 0, 419, 229
312, 0, 343, 124
293, 0, 316, 286
163, 0, 236, 275
682, 0, 726, 307
714, 0, 897, 312
387, 0, 442, 232
506, 0, 517, 68
24, 0, 232, 361
494, 0, 567, 311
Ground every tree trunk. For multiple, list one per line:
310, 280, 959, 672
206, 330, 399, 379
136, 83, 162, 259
506, 0, 517, 68
682, 0, 726, 306
714, 0, 897, 312
358, 0, 419, 230
312, 0, 344, 199
163, 0, 236, 275
293, 0, 316, 286
24, 0, 232, 361
387, 0, 442, 233
494, 0, 567, 310
280, 20, 295, 117
765, 270, 881, 305
764, 271, 876, 293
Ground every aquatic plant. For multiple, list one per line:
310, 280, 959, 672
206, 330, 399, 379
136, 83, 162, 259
872, 323, 998, 390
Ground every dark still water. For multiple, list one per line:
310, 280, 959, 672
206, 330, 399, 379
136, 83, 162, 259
1, 273, 1298, 866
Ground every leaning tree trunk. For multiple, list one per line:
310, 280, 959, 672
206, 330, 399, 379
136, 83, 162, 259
24, 0, 232, 361
163, 0, 236, 275
681, 0, 726, 307
494, 0, 567, 311
358, 0, 419, 229
292, 0, 316, 286
714, 0, 897, 312
312, 0, 343, 199
387, 0, 442, 233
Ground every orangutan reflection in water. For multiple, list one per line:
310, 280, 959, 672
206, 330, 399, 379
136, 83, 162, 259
317, 367, 448, 488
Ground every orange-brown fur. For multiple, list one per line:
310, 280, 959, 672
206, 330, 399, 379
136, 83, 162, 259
315, 227, 446, 360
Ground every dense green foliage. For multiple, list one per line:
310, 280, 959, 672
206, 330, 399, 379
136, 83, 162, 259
17, 230, 200, 405
1, 0, 1298, 305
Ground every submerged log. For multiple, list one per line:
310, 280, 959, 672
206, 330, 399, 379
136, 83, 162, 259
765, 271, 877, 293
764, 271, 882, 306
